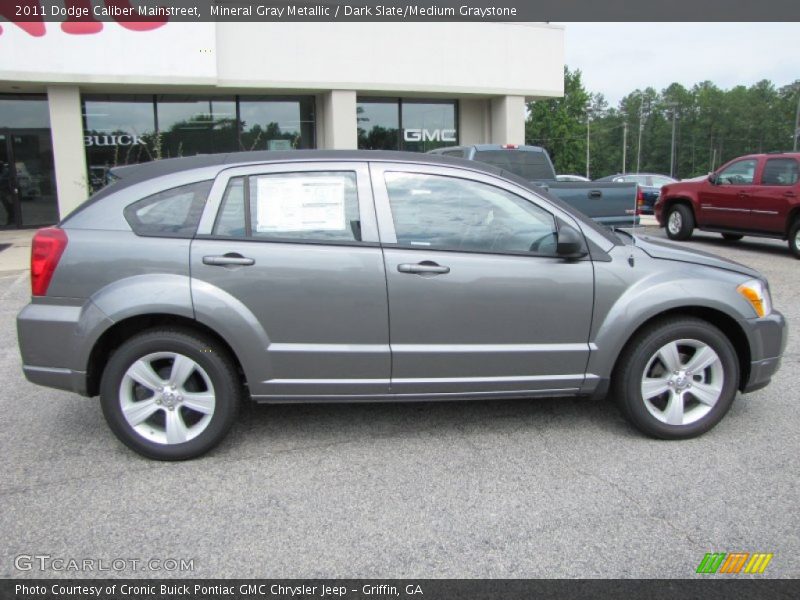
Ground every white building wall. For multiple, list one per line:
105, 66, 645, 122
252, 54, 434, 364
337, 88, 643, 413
214, 23, 564, 97
0, 22, 564, 99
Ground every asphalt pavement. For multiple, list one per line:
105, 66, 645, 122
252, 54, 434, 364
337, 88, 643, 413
1, 227, 798, 578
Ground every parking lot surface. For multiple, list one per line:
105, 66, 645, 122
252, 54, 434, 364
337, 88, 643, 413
1, 227, 798, 578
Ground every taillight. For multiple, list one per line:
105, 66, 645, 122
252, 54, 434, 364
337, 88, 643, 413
501, 144, 519, 149
31, 227, 68, 296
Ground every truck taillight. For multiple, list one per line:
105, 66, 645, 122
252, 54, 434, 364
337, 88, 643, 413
31, 227, 68, 297
501, 144, 519, 149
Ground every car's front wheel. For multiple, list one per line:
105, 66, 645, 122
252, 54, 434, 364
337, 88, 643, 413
100, 329, 240, 460
612, 318, 739, 439
665, 204, 694, 240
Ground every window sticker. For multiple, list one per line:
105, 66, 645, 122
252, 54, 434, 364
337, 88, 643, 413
256, 176, 346, 232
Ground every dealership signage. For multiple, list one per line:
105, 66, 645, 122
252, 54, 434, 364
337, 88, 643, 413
0, 0, 167, 37
84, 134, 144, 147
403, 128, 457, 143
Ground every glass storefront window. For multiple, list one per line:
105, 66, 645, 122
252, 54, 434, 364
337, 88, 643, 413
156, 95, 238, 159
0, 95, 50, 129
82, 94, 317, 192
357, 101, 399, 150
400, 101, 457, 152
357, 98, 457, 152
83, 95, 157, 190
0, 94, 59, 228
239, 97, 315, 151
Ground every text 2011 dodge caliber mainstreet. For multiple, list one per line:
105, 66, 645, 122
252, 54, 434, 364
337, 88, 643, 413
17, 151, 786, 460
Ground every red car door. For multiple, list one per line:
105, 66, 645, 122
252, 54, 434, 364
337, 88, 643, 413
698, 158, 758, 229
750, 156, 799, 233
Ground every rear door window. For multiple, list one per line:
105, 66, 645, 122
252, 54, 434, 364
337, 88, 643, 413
211, 171, 363, 243
760, 158, 799, 186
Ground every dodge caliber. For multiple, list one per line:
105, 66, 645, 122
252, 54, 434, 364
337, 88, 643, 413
17, 151, 786, 459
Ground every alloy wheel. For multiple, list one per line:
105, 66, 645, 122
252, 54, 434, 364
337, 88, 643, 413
640, 339, 724, 426
667, 211, 682, 236
119, 352, 216, 445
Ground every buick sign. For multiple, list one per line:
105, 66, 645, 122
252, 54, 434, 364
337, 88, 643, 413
84, 134, 145, 147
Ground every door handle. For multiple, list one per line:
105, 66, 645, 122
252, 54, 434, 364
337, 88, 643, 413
588, 190, 602, 199
783, 191, 797, 198
738, 191, 750, 198
202, 253, 255, 267
397, 261, 450, 275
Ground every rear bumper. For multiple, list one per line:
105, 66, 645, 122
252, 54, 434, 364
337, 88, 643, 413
741, 311, 787, 393
17, 299, 111, 397
22, 365, 88, 395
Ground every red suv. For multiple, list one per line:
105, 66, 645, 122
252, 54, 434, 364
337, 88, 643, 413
655, 153, 800, 257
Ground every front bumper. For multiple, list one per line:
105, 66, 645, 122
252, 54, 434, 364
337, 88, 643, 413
654, 203, 665, 226
741, 310, 787, 393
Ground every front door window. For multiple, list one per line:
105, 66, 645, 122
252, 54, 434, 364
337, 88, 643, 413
717, 159, 757, 185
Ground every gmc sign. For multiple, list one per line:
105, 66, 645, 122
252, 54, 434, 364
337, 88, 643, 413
403, 128, 457, 143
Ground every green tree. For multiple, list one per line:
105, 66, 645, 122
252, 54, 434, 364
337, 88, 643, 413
526, 66, 591, 175
527, 70, 799, 180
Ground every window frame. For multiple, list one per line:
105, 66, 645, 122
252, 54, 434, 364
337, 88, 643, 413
197, 161, 380, 246
369, 162, 583, 259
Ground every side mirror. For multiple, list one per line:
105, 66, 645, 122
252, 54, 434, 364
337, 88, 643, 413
708, 173, 718, 185
557, 225, 588, 259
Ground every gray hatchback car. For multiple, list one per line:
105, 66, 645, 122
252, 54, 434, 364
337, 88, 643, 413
18, 151, 786, 460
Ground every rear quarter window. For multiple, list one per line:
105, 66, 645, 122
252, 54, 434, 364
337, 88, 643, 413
124, 180, 212, 238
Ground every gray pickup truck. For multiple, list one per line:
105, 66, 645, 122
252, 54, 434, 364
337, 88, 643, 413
429, 144, 639, 227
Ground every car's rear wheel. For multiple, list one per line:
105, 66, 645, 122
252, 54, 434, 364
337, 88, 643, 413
788, 219, 800, 259
721, 233, 743, 241
612, 318, 739, 439
665, 204, 694, 240
100, 329, 240, 460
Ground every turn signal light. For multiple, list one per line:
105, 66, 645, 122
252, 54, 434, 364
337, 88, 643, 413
31, 227, 68, 296
736, 280, 772, 318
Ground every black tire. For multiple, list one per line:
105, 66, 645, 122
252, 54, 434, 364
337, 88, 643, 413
788, 219, 800, 259
100, 329, 240, 460
721, 233, 743, 241
611, 318, 739, 440
665, 204, 694, 241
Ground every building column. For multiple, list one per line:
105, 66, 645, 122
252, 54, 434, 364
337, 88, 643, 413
47, 85, 88, 218
319, 90, 357, 150
490, 95, 526, 146
459, 99, 490, 145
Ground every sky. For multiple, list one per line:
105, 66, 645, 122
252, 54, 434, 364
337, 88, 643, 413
561, 23, 800, 106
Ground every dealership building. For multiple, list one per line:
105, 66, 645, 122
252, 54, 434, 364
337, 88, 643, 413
0, 21, 564, 227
